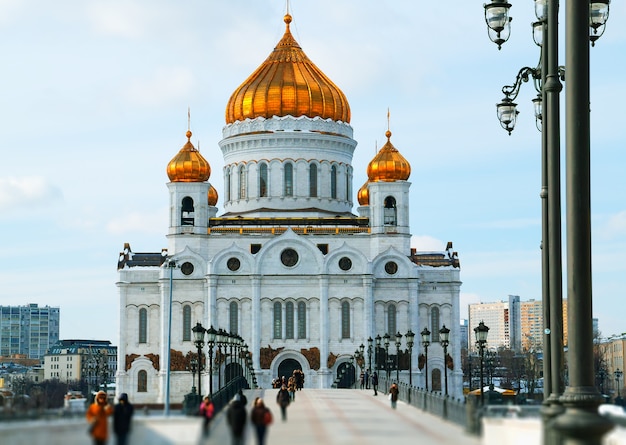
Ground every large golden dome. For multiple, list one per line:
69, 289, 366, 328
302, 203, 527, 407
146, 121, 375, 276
166, 130, 211, 182
366, 130, 411, 182
225, 14, 350, 124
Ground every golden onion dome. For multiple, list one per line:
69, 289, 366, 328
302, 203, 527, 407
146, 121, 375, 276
166, 130, 211, 182
208, 184, 218, 206
366, 130, 411, 182
225, 13, 350, 124
357, 181, 369, 206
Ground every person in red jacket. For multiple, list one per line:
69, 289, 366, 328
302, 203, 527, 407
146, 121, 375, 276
199, 395, 215, 438
86, 390, 113, 445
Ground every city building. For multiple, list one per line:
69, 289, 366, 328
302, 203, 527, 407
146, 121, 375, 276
44, 340, 117, 391
0, 304, 60, 359
116, 12, 462, 406
469, 296, 521, 352
598, 334, 625, 400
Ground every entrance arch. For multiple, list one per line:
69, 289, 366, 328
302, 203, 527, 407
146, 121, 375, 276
277, 358, 302, 381
336, 361, 356, 388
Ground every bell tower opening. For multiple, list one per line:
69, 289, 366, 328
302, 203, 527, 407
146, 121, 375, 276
384, 196, 397, 226
181, 197, 195, 226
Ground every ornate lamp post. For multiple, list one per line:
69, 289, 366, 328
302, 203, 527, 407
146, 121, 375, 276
164, 259, 176, 416
439, 325, 450, 397
405, 330, 415, 387
474, 321, 489, 405
383, 333, 391, 387
216, 328, 227, 390
349, 355, 356, 389
367, 337, 373, 378
188, 357, 198, 393
421, 327, 430, 391
206, 326, 216, 397
191, 322, 206, 397
394, 332, 402, 382
375, 335, 381, 376
615, 369, 623, 401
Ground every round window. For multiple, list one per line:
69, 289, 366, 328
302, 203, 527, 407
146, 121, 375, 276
280, 248, 299, 267
384, 261, 398, 275
339, 257, 352, 271
227, 257, 241, 271
181, 262, 194, 276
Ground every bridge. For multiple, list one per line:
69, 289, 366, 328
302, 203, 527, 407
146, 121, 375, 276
1, 388, 625, 445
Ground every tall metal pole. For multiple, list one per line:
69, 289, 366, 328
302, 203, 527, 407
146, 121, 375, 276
554, 1, 613, 442
196, 346, 202, 398
479, 344, 485, 405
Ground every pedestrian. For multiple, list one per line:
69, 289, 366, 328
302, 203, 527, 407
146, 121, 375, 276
364, 369, 370, 389
113, 393, 134, 445
389, 382, 399, 409
250, 397, 272, 445
276, 384, 290, 421
359, 371, 365, 389
227, 393, 247, 445
288, 375, 296, 401
237, 389, 248, 406
199, 395, 215, 438
371, 371, 379, 396
86, 390, 113, 445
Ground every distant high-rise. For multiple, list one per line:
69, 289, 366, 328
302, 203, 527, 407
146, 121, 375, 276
468, 295, 521, 352
0, 304, 60, 359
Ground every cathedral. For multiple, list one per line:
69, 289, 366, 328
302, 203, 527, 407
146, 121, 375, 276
116, 12, 462, 406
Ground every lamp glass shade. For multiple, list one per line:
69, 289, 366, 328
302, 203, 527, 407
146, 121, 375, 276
485, 2, 511, 33
534, 0, 547, 20
383, 333, 390, 348
359, 343, 365, 354
375, 334, 381, 347
405, 329, 415, 347
367, 336, 374, 349
474, 321, 490, 343
206, 326, 217, 344
192, 322, 206, 343
420, 327, 431, 344
532, 21, 544, 46
590, 1, 610, 29
439, 325, 450, 343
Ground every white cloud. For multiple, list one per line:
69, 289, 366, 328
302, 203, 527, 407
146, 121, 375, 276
411, 235, 445, 251
86, 1, 150, 39
599, 210, 626, 239
124, 67, 195, 107
106, 208, 168, 235
0, 176, 63, 213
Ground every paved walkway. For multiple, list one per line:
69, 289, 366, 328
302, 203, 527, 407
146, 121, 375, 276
203, 388, 480, 445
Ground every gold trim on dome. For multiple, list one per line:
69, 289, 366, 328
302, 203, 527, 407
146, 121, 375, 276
225, 13, 350, 124
166, 130, 211, 182
366, 130, 411, 182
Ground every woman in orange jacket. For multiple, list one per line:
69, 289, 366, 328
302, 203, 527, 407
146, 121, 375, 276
86, 390, 113, 445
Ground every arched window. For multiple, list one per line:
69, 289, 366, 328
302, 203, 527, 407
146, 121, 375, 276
297, 302, 306, 339
137, 370, 147, 392
341, 301, 350, 339
384, 196, 397, 225
230, 302, 238, 334
284, 163, 293, 196
431, 307, 441, 342
259, 163, 268, 197
182, 305, 191, 341
238, 165, 247, 199
225, 168, 231, 201
273, 302, 282, 339
331, 165, 337, 199
309, 164, 318, 197
387, 304, 397, 336
285, 302, 294, 339
181, 197, 194, 226
139, 308, 147, 343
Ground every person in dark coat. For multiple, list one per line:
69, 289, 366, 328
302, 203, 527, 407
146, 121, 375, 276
250, 397, 272, 445
276, 384, 290, 421
227, 394, 247, 445
113, 393, 134, 445
389, 382, 399, 409
237, 389, 248, 406
371, 371, 379, 396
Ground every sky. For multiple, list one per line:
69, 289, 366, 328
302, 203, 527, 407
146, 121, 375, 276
1, 1, 625, 345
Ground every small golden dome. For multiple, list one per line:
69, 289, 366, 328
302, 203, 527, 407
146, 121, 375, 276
357, 181, 369, 206
166, 130, 211, 182
208, 184, 218, 206
225, 13, 350, 124
366, 130, 411, 182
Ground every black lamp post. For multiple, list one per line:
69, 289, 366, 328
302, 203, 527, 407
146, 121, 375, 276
474, 321, 489, 405
395, 332, 402, 382
191, 322, 206, 397
367, 337, 373, 387
206, 326, 217, 397
216, 328, 227, 390
349, 355, 355, 389
615, 369, 623, 401
188, 357, 198, 393
421, 327, 430, 391
383, 333, 391, 387
405, 330, 414, 387
439, 325, 450, 397
375, 335, 381, 376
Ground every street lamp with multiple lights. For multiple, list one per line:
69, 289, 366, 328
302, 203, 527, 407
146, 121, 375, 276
405, 330, 415, 387
191, 322, 206, 397
375, 335, 381, 377
474, 321, 489, 405
420, 327, 430, 391
367, 336, 373, 387
394, 332, 402, 382
383, 333, 391, 389
439, 325, 450, 397
615, 369, 623, 402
